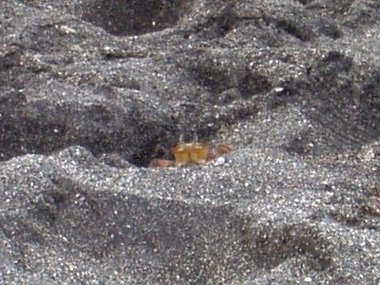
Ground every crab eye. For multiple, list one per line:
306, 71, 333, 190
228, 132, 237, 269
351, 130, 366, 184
189, 142, 208, 164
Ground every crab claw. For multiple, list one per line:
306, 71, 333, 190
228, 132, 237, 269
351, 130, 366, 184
207, 143, 232, 161
171, 143, 191, 166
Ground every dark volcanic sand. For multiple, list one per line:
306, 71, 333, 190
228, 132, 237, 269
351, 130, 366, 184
0, 0, 379, 284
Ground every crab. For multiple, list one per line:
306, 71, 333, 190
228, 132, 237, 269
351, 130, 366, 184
148, 141, 232, 168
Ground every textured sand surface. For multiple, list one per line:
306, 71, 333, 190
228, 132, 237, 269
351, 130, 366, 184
0, 0, 379, 284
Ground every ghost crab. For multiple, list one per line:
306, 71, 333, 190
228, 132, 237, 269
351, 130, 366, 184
148, 136, 232, 168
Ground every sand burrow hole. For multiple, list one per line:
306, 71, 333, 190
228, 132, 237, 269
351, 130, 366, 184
79, 0, 193, 36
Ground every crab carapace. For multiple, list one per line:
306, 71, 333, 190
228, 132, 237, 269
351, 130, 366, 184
148, 141, 232, 168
